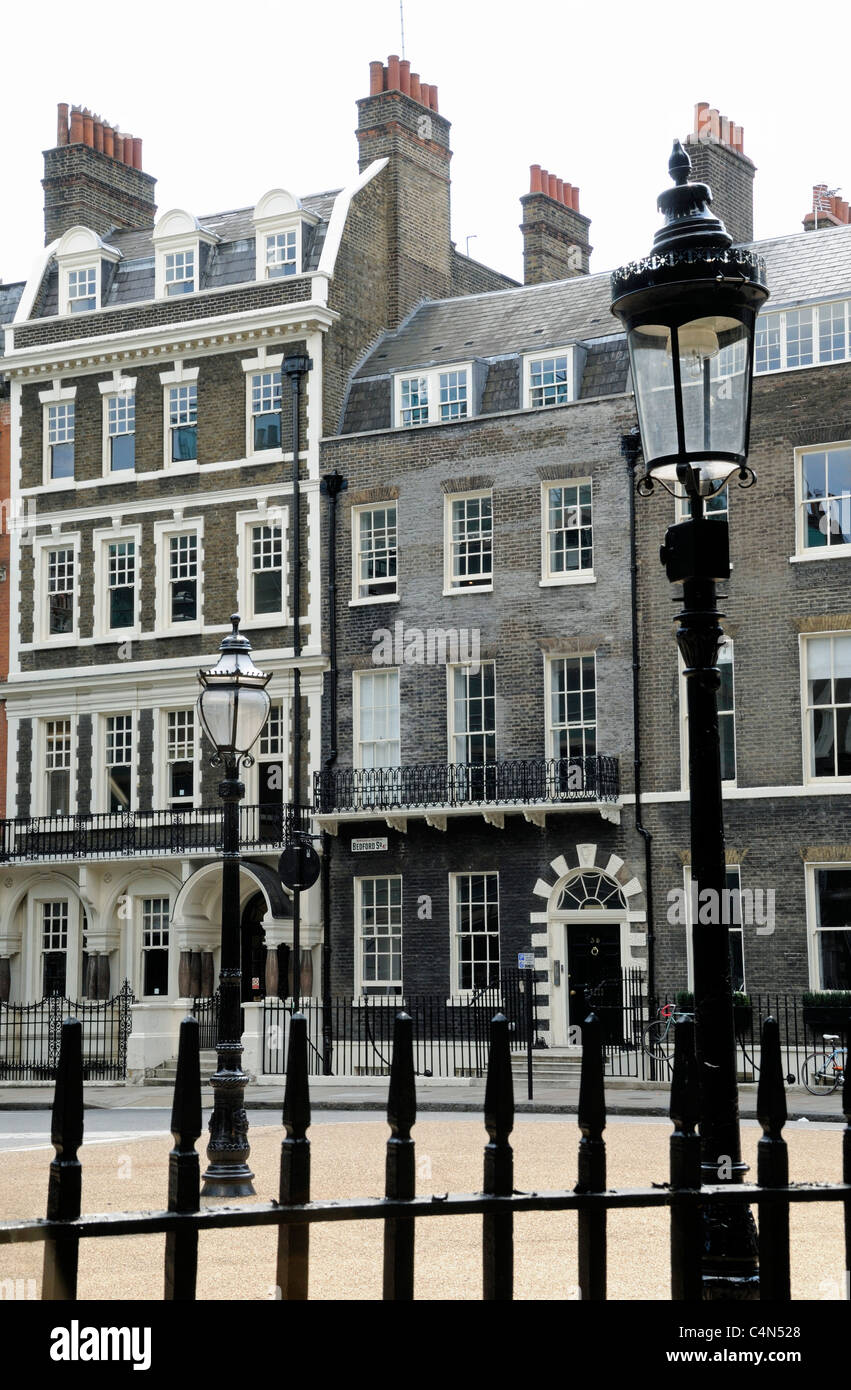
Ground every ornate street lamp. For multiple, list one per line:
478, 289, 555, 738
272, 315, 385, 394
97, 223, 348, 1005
612, 143, 769, 1298
197, 614, 271, 1198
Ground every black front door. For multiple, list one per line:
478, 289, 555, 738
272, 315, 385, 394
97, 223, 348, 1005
566, 921, 622, 1043
240, 892, 267, 1002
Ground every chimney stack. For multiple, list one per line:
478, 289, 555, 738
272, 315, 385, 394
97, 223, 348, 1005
803, 184, 849, 232
684, 102, 755, 245
520, 164, 592, 284
43, 101, 157, 244
357, 57, 452, 325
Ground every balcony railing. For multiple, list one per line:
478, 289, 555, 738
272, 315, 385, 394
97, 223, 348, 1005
0, 804, 312, 864
313, 756, 619, 815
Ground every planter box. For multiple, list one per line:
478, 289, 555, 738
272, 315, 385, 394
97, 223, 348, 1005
802, 1005, 851, 1039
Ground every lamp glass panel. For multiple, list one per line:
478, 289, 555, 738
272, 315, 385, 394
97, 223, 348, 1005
627, 325, 678, 464
233, 687, 271, 754
679, 316, 750, 461
197, 688, 235, 751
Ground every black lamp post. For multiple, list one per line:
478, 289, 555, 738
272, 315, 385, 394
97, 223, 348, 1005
196, 615, 271, 1198
612, 142, 769, 1298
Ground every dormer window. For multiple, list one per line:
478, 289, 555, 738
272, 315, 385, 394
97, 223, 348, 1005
265, 231, 297, 278
68, 267, 97, 313
253, 188, 316, 282
522, 346, 583, 409
394, 365, 473, 427
55, 226, 120, 318
165, 250, 195, 296
152, 209, 218, 299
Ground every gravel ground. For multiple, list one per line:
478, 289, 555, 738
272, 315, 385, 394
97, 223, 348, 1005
0, 1117, 845, 1301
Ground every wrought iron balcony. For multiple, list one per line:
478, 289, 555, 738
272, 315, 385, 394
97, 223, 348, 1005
313, 756, 620, 823
0, 804, 312, 864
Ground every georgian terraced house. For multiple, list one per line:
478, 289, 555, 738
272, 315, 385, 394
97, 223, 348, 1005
1, 71, 851, 1071
317, 104, 851, 1043
0, 63, 515, 1070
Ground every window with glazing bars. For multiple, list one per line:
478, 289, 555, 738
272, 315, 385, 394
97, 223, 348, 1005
546, 482, 592, 575
169, 534, 198, 622
106, 715, 133, 811
800, 446, 851, 551
438, 370, 468, 421
399, 377, 429, 426
356, 506, 397, 598
47, 403, 75, 479
142, 897, 170, 996
167, 710, 194, 803
250, 371, 282, 450
359, 877, 402, 995
169, 385, 197, 462
165, 250, 195, 295
45, 719, 71, 816
108, 541, 135, 629
550, 655, 596, 760
68, 267, 96, 313
806, 635, 851, 779
47, 548, 74, 635
251, 525, 283, 614
265, 231, 297, 277
755, 300, 851, 373
453, 872, 500, 991
108, 394, 135, 471
529, 355, 570, 407
42, 901, 69, 997
449, 495, 492, 587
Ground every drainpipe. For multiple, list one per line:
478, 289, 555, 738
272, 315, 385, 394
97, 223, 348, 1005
319, 470, 347, 1074
283, 353, 312, 1002
623, 429, 656, 1013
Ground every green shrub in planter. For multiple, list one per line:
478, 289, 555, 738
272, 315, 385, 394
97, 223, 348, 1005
802, 991, 851, 1038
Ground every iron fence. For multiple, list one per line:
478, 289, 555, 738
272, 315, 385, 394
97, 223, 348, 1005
313, 755, 619, 814
2, 1008, 848, 1303
263, 971, 538, 1077
190, 993, 220, 1051
0, 980, 133, 1081
0, 804, 312, 863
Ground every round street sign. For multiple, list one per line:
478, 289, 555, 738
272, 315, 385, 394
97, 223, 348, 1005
278, 839, 321, 891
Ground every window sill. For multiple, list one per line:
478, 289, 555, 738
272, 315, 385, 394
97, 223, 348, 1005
21, 637, 79, 651
790, 549, 851, 563
246, 448, 285, 466
442, 585, 493, 597
349, 594, 400, 607
802, 778, 851, 790
91, 629, 141, 645
150, 625, 203, 640
539, 573, 596, 588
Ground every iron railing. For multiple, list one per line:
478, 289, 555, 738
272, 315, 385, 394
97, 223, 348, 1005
313, 755, 619, 814
0, 804, 312, 863
262, 971, 538, 1077
3, 1010, 848, 1305
0, 980, 133, 1081
190, 992, 220, 1050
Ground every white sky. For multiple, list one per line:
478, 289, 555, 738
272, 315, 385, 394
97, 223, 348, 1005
2, 0, 849, 290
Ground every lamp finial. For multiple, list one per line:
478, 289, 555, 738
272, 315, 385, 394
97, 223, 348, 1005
669, 139, 691, 187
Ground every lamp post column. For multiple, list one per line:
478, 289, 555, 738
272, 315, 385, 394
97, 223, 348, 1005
663, 503, 758, 1295
201, 756, 255, 1198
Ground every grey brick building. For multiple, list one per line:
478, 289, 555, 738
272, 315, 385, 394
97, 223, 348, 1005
0, 63, 515, 1069
317, 102, 851, 1043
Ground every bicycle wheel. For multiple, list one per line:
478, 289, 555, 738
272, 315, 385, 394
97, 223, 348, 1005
801, 1052, 841, 1095
642, 1021, 673, 1071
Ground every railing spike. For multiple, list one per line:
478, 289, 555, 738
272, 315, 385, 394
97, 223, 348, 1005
669, 1016, 701, 1300
387, 1010, 416, 1143
165, 1016, 201, 1300
483, 1013, 514, 1300
277, 1012, 311, 1300
42, 1017, 84, 1300
283, 1011, 311, 1141
577, 1011, 606, 1144
384, 1012, 416, 1300
576, 1012, 606, 1301
757, 1016, 790, 1300
484, 1011, 514, 1145
757, 1014, 787, 1139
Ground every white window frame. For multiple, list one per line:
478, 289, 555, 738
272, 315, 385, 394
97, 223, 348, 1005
55, 227, 120, 319
540, 479, 595, 586
39, 898, 71, 998
39, 381, 77, 486
683, 862, 747, 994
247, 698, 291, 805
163, 248, 196, 296
450, 871, 501, 996
444, 489, 493, 595
674, 488, 729, 524
546, 652, 598, 763
92, 524, 143, 642
354, 668, 401, 770
32, 532, 81, 645
154, 707, 200, 810
801, 632, 851, 786
241, 349, 284, 460
66, 264, 98, 314
679, 638, 736, 789
393, 363, 473, 427
95, 711, 137, 815
264, 230, 299, 279
140, 896, 171, 999
523, 347, 577, 409
34, 716, 76, 819
252, 190, 316, 282
351, 502, 399, 605
794, 441, 851, 560
805, 862, 851, 992
354, 875, 403, 997
447, 662, 496, 766
236, 508, 289, 628
754, 298, 851, 376
159, 361, 200, 471
98, 373, 137, 477
153, 517, 204, 635
152, 211, 218, 300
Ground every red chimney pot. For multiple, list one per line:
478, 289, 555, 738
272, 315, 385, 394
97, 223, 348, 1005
369, 60, 384, 95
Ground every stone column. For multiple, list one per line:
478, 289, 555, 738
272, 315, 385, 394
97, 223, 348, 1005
178, 950, 192, 998
97, 954, 111, 1000
299, 949, 314, 998
189, 950, 202, 998
0, 957, 10, 1003
264, 945, 279, 998
200, 950, 215, 998
85, 954, 99, 1000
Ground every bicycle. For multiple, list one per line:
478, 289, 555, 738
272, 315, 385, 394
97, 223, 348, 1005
641, 1003, 693, 1070
801, 1034, 847, 1095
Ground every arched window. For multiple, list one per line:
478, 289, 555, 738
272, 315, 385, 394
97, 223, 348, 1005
556, 872, 626, 913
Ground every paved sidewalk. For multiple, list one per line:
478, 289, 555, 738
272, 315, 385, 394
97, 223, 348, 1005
0, 1075, 845, 1121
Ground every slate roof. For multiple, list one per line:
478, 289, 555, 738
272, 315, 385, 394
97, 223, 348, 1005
29, 190, 341, 319
0, 283, 25, 356
353, 223, 851, 382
